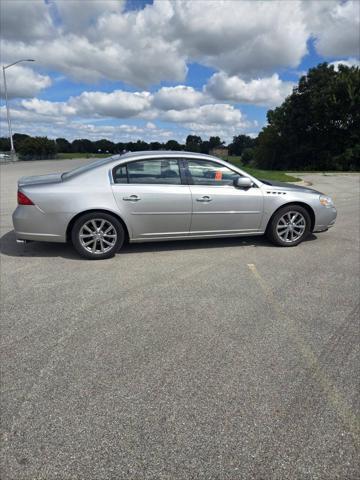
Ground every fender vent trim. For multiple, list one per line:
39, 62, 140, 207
266, 191, 287, 195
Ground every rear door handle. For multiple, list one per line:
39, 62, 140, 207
196, 196, 212, 202
123, 195, 141, 202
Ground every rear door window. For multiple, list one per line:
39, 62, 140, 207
113, 159, 181, 185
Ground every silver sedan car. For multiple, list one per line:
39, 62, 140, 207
13, 151, 337, 259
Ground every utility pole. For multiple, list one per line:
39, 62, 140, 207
2, 59, 35, 160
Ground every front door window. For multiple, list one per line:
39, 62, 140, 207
186, 160, 240, 186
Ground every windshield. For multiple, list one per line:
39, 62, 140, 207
61, 157, 114, 180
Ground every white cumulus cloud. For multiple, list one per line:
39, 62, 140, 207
21, 98, 76, 116
54, 0, 124, 33
304, 0, 360, 58
162, 104, 245, 127
70, 90, 153, 118
0, 66, 52, 99
152, 86, 206, 110
206, 73, 294, 107
166, 0, 309, 78
0, 0, 54, 41
1, 0, 358, 88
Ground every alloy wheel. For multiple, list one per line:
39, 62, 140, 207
276, 211, 306, 243
79, 218, 118, 254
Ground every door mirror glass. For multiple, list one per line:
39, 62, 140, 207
234, 176, 253, 189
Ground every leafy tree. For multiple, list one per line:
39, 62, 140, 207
254, 63, 360, 170
228, 135, 255, 156
149, 141, 163, 150
185, 135, 202, 152
0, 134, 31, 153
209, 136, 224, 150
200, 140, 210, 154
56, 137, 71, 153
18, 137, 57, 160
116, 142, 125, 153
0, 137, 10, 151
254, 127, 283, 170
241, 148, 255, 165
165, 139, 182, 150
13, 133, 30, 150
133, 140, 150, 151
71, 139, 95, 153
94, 139, 115, 153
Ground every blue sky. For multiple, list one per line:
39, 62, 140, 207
1, 0, 359, 144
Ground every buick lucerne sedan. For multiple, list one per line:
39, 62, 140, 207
13, 151, 337, 259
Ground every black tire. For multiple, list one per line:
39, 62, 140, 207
71, 212, 125, 259
267, 205, 311, 247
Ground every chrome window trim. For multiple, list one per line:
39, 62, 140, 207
109, 153, 262, 188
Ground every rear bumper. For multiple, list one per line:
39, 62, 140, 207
313, 206, 337, 233
12, 205, 69, 243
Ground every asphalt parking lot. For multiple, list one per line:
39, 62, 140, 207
1, 159, 359, 479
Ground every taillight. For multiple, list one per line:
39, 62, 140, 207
18, 190, 34, 205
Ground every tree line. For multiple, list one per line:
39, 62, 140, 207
0, 63, 358, 170
0, 133, 255, 160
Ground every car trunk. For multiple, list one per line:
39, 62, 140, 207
18, 173, 63, 187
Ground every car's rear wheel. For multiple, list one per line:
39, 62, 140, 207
71, 212, 125, 259
267, 205, 311, 247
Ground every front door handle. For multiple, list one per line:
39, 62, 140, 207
196, 196, 212, 202
123, 195, 141, 202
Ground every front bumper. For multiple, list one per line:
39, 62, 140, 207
313, 206, 337, 233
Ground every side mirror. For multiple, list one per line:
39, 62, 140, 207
234, 176, 253, 189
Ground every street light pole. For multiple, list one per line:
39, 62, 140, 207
2, 59, 35, 160
2, 66, 14, 153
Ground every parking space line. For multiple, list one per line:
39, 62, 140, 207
247, 263, 360, 444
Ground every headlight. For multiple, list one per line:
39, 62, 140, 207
319, 195, 334, 207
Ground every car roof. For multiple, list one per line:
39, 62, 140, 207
113, 150, 221, 161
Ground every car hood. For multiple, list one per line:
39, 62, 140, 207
18, 173, 63, 187
259, 179, 321, 195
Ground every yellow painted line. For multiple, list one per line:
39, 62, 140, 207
247, 263, 360, 444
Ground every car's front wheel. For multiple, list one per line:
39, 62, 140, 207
71, 212, 125, 259
267, 205, 311, 247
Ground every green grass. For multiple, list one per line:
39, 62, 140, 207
57, 153, 110, 159
223, 156, 301, 182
